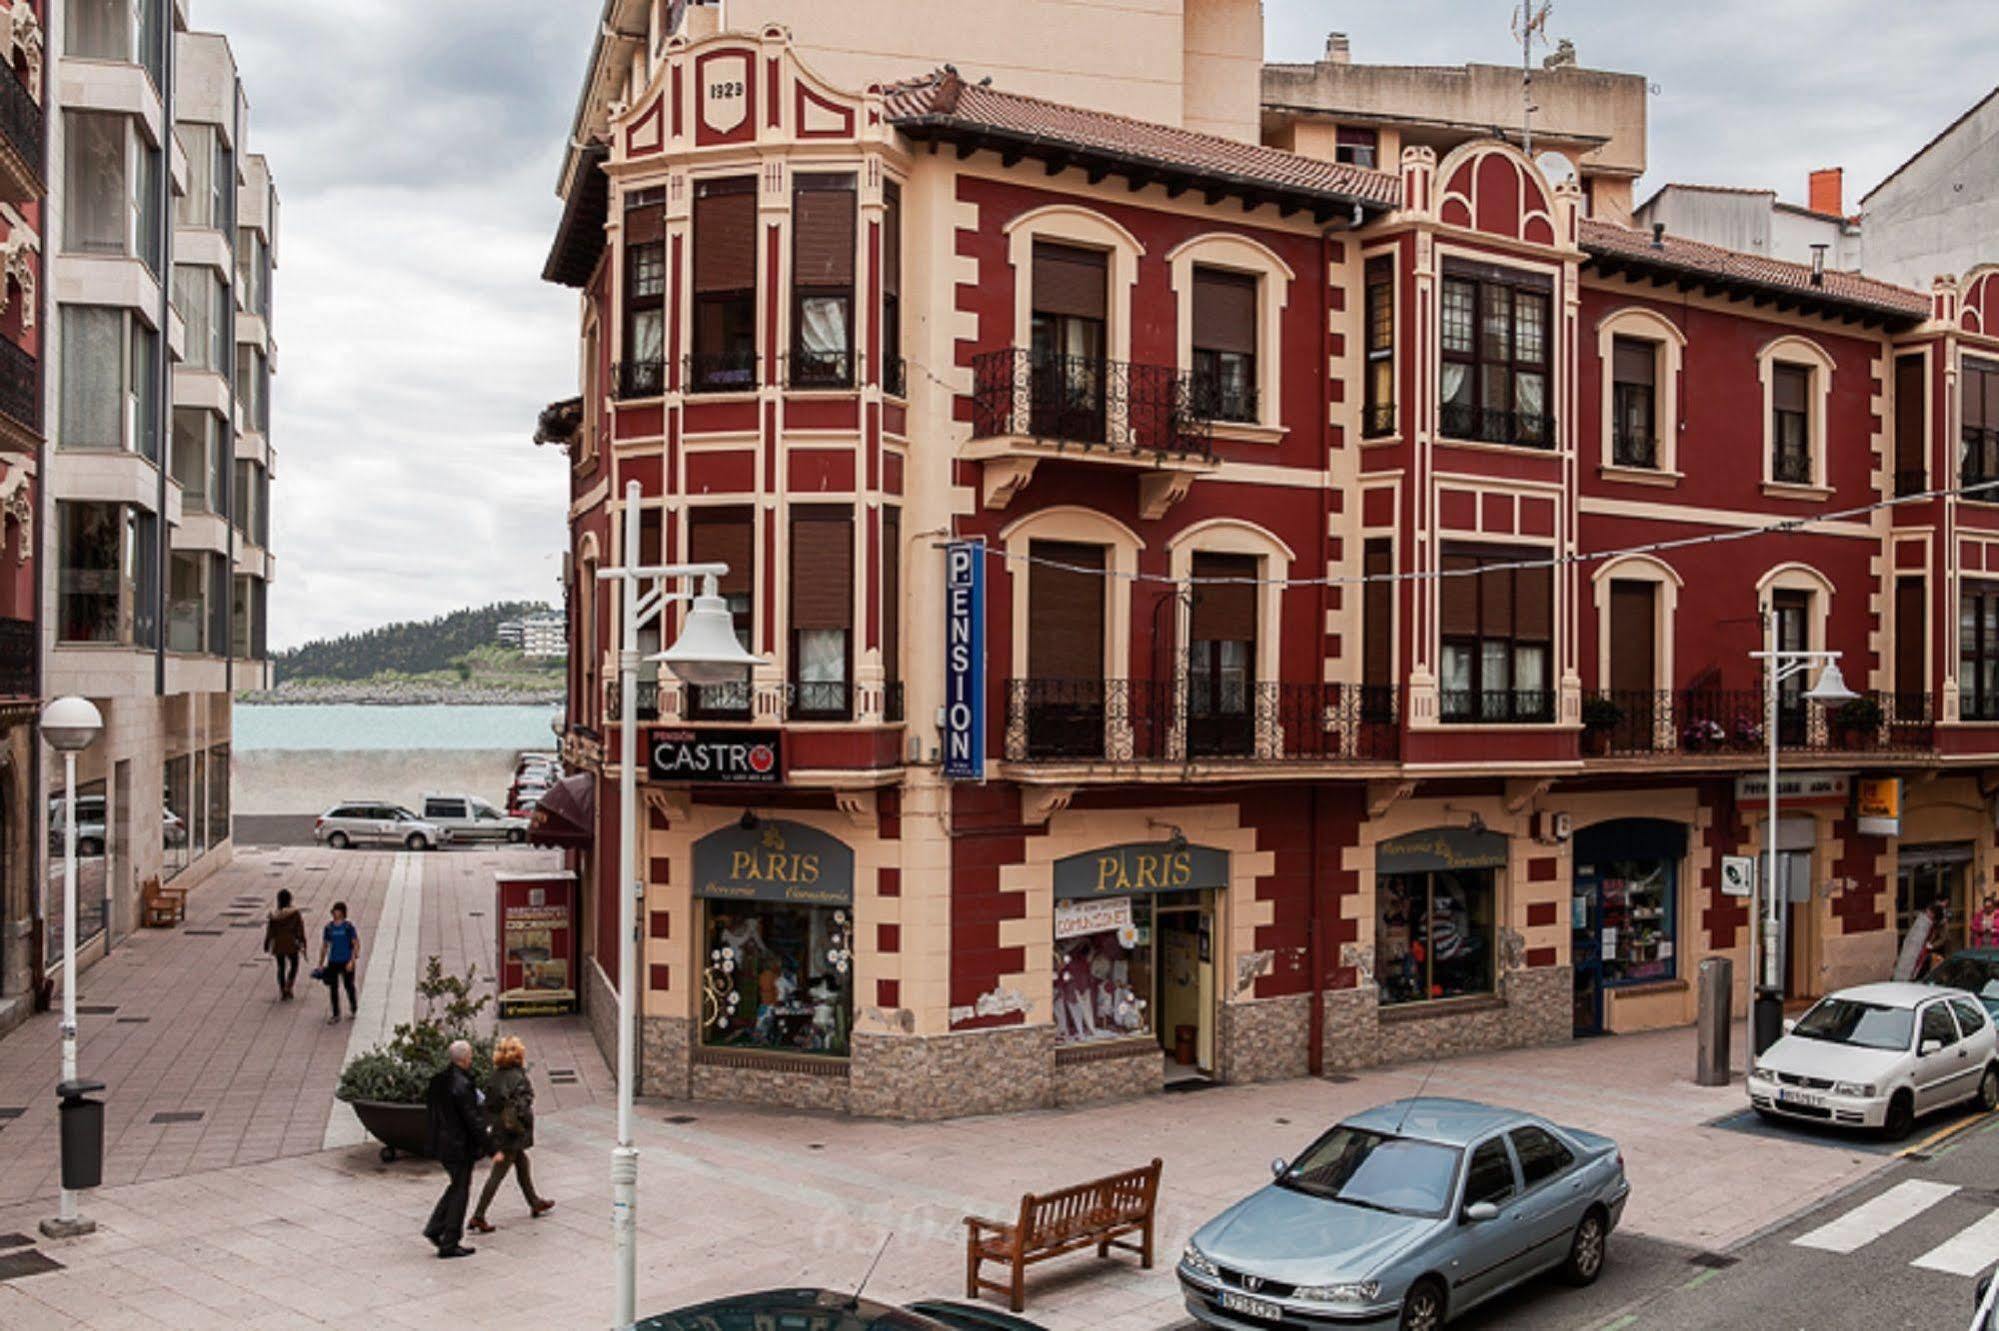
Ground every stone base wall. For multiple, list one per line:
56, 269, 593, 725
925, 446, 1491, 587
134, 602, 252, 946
583, 957, 618, 1077
641, 1015, 691, 1099
848, 1025, 1055, 1120
689, 1058, 848, 1112
1322, 967, 1573, 1071
1217, 993, 1311, 1085
1055, 1042, 1162, 1107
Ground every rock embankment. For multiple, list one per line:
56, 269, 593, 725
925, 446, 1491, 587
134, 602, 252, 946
238, 679, 565, 706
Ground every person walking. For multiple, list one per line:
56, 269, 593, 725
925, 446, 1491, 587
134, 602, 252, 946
318, 901, 360, 1024
1974, 893, 1999, 951
262, 889, 307, 1000
468, 1035, 555, 1233
423, 1039, 501, 1259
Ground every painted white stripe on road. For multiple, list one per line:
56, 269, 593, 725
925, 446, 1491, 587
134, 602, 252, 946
322, 853, 424, 1150
1792, 1180, 1961, 1254
1913, 1205, 1999, 1276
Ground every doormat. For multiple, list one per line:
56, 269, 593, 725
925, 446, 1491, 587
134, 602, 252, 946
0, 1249, 61, 1281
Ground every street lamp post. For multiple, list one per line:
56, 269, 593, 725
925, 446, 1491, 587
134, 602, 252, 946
39, 696, 102, 1240
1747, 610, 1857, 1084
595, 479, 763, 1327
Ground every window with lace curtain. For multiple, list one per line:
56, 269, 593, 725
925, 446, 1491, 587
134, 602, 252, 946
791, 174, 855, 388
1439, 261, 1552, 448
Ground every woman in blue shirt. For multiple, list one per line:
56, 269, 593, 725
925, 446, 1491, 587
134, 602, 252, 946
318, 901, 360, 1024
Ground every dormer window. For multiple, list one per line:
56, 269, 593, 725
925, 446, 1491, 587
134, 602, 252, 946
1336, 126, 1378, 169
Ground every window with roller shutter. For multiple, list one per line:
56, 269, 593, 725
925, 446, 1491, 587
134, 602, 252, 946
1030, 243, 1108, 444
1964, 357, 1999, 490
688, 508, 754, 717
1187, 552, 1257, 756
789, 508, 854, 718
1895, 576, 1925, 720
1024, 540, 1107, 759
1439, 544, 1553, 723
692, 177, 757, 391
791, 174, 856, 388
1894, 354, 1926, 496
1611, 337, 1657, 468
1191, 268, 1258, 424
1771, 364, 1812, 483
1363, 539, 1393, 705
882, 181, 904, 395
622, 188, 667, 397
882, 507, 901, 713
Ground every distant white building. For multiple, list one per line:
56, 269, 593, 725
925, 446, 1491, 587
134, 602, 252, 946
1633, 170, 1861, 269
1860, 86, 1999, 289
520, 612, 565, 660
496, 618, 525, 649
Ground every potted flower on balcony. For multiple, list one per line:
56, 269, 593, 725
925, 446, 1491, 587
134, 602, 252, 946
1731, 713, 1765, 750
1682, 717, 1725, 752
1832, 695, 1884, 749
335, 957, 494, 1162
1580, 694, 1624, 755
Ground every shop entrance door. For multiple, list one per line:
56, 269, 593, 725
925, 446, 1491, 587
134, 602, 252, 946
1154, 891, 1215, 1081
1777, 848, 1814, 1000
1898, 845, 1972, 957
1571, 877, 1603, 1036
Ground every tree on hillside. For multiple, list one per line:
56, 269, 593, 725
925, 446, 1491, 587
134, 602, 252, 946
272, 602, 556, 681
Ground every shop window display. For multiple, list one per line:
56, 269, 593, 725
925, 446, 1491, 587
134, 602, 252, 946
1376, 870, 1496, 1006
1052, 896, 1153, 1044
701, 902, 853, 1057
1582, 858, 1674, 985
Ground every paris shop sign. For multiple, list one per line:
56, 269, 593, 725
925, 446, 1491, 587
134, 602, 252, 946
645, 728, 783, 784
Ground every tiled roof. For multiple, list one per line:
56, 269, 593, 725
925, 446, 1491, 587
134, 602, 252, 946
882, 71, 1403, 211
1579, 218, 1928, 322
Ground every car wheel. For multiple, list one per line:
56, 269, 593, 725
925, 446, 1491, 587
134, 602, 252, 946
1562, 1207, 1609, 1286
1399, 1278, 1446, 1331
1881, 1090, 1917, 1142
1980, 1065, 1999, 1113
405, 833, 430, 852
327, 831, 350, 850
507, 828, 526, 844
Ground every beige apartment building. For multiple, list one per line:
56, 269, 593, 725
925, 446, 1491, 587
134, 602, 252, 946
39, 0, 277, 973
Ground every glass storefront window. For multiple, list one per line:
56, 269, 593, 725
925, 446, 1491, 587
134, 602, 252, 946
1053, 896, 1155, 1045
1586, 859, 1675, 985
1899, 847, 1972, 953
206, 743, 230, 852
700, 901, 853, 1057
1377, 870, 1496, 1006
163, 753, 190, 880
45, 780, 109, 966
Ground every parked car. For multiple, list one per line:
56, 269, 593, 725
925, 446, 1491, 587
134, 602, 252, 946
1975, 1270, 1999, 1331
313, 803, 452, 851
631, 1288, 1047, 1330
49, 794, 107, 856
1926, 947, 1999, 1019
419, 793, 528, 844
1747, 981, 1999, 1139
1178, 1098, 1628, 1331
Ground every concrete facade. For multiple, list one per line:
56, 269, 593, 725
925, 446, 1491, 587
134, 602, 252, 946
1861, 89, 1999, 289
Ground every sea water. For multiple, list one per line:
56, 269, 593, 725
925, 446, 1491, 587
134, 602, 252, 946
233, 703, 562, 752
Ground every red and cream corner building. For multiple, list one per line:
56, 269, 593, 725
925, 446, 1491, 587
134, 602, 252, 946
540, 7, 1999, 1120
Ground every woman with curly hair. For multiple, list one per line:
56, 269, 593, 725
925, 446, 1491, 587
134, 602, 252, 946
468, 1035, 554, 1232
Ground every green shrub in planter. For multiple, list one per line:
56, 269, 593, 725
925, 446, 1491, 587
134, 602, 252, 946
336, 957, 494, 1105
1581, 695, 1625, 731
1834, 696, 1884, 734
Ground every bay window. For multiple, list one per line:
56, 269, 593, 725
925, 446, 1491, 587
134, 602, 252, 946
790, 173, 856, 388
1963, 357, 1999, 493
167, 551, 207, 653
1190, 267, 1256, 423
63, 112, 128, 256
621, 187, 665, 396
1961, 582, 1999, 721
60, 306, 159, 459
171, 408, 221, 512
1363, 256, 1393, 437
788, 507, 853, 718
687, 507, 754, 717
58, 501, 157, 647
1440, 545, 1553, 722
691, 176, 757, 391
1440, 262, 1552, 448
173, 264, 226, 371
882, 181, 903, 395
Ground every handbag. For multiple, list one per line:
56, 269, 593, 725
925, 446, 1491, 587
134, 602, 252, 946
309, 966, 326, 982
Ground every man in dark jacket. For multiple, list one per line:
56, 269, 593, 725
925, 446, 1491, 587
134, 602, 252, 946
422, 1040, 501, 1257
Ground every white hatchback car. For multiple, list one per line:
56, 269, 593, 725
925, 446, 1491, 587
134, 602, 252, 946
1747, 981, 1999, 1139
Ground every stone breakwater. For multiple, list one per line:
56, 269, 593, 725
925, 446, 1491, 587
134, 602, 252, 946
239, 681, 564, 706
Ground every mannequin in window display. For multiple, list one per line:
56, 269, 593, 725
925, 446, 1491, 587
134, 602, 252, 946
1425, 880, 1483, 998
1378, 878, 1419, 1004
1053, 936, 1099, 1041
807, 974, 842, 1052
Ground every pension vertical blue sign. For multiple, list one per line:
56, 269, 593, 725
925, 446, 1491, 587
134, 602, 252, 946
944, 539, 986, 780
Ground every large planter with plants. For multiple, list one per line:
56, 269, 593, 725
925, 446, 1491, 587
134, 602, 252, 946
334, 958, 494, 1164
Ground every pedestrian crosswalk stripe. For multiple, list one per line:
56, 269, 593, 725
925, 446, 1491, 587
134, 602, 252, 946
1793, 1180, 1961, 1253
1913, 1205, 1999, 1276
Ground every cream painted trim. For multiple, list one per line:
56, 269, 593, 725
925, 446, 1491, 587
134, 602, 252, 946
1577, 495, 1877, 539
999, 505, 1144, 683
1757, 335, 1836, 489
1590, 554, 1680, 693
1003, 204, 1143, 365
1595, 306, 1684, 475
1167, 233, 1294, 432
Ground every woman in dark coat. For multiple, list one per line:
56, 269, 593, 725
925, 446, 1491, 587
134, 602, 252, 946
469, 1035, 554, 1231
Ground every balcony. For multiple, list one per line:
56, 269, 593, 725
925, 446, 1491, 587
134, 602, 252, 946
0, 334, 38, 447
1440, 689, 1555, 725
603, 679, 661, 723
0, 65, 42, 207
1581, 689, 1934, 759
686, 351, 758, 395
1003, 678, 1398, 767
786, 350, 852, 391
1439, 403, 1551, 449
0, 616, 31, 698
970, 349, 1214, 460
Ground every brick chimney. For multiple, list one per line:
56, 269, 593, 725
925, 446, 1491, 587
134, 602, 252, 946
1324, 31, 1351, 64
1808, 167, 1844, 218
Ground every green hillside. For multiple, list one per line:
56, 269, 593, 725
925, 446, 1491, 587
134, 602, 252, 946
272, 602, 558, 682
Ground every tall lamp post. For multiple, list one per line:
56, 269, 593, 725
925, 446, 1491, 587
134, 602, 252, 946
597, 479, 763, 1327
1747, 612, 1857, 1081
39, 696, 102, 1239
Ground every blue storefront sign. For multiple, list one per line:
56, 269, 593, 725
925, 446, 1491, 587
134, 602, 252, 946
944, 539, 986, 780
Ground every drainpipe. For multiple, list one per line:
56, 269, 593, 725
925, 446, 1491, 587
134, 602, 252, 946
1307, 223, 1338, 1078
1308, 782, 1323, 1077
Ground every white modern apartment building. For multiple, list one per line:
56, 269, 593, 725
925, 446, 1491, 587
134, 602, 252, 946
39, 0, 277, 966
519, 611, 563, 660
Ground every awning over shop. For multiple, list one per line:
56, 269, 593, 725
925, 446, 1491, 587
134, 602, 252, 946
527, 773, 594, 849
1574, 818, 1689, 865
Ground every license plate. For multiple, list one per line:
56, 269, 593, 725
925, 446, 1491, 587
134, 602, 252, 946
1779, 1088, 1825, 1109
1220, 1290, 1284, 1320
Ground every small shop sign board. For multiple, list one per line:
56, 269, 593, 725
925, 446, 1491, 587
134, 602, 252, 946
495, 871, 577, 1017
943, 539, 986, 781
1376, 826, 1509, 875
1855, 777, 1902, 837
1734, 772, 1849, 808
1055, 896, 1134, 941
1720, 855, 1756, 898
693, 819, 855, 905
1053, 842, 1230, 900
647, 728, 783, 784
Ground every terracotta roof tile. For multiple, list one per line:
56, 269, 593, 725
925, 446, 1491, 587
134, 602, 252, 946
883, 71, 1402, 209
1580, 218, 1927, 320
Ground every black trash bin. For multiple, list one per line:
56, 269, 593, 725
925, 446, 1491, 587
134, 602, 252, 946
57, 1078, 105, 1191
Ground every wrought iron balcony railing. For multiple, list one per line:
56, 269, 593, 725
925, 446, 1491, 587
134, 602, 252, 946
1612, 429, 1657, 469
970, 349, 1214, 458
0, 334, 37, 439
0, 64, 42, 201
686, 350, 759, 395
1584, 688, 1934, 757
1439, 688, 1555, 725
786, 350, 853, 390
0, 616, 31, 697
614, 357, 665, 399
1003, 678, 1398, 764
1438, 402, 1552, 449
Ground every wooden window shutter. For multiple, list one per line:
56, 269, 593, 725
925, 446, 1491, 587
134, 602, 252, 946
1027, 540, 1105, 679
1516, 562, 1553, 639
625, 199, 666, 246
1773, 364, 1810, 413
1896, 577, 1925, 698
1612, 337, 1654, 388
882, 507, 901, 681
1895, 356, 1926, 468
792, 175, 855, 287
1190, 552, 1257, 642
1440, 550, 1480, 636
1608, 581, 1656, 695
1363, 540, 1392, 687
789, 509, 853, 631
694, 177, 757, 294
689, 508, 753, 598
1032, 242, 1107, 320
1192, 268, 1257, 355
882, 182, 901, 297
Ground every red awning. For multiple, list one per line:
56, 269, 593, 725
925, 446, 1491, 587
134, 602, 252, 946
528, 773, 595, 850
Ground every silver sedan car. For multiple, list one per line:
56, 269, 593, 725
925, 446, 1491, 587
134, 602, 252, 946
1179, 1098, 1630, 1330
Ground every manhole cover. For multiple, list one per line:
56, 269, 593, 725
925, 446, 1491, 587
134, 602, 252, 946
150, 1111, 204, 1125
1688, 1252, 1739, 1269
0, 1249, 62, 1281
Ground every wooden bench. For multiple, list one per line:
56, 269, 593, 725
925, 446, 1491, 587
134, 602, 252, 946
140, 877, 185, 928
964, 1158, 1161, 1312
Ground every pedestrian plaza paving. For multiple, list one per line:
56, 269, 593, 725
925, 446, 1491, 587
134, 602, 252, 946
0, 845, 1940, 1328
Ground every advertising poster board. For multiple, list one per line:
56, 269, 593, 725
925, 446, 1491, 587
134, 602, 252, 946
495, 870, 578, 1017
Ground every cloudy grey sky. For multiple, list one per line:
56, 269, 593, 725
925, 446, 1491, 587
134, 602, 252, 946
195, 0, 1999, 650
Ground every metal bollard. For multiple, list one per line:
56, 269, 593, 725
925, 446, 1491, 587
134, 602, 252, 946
1695, 957, 1732, 1086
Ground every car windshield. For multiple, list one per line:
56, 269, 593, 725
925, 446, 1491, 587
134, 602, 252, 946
1278, 1126, 1461, 1217
1929, 956, 1999, 1002
1791, 997, 1915, 1051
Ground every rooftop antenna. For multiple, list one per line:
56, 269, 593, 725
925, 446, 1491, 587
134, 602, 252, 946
843, 1231, 895, 1311
1511, 1, 1552, 157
